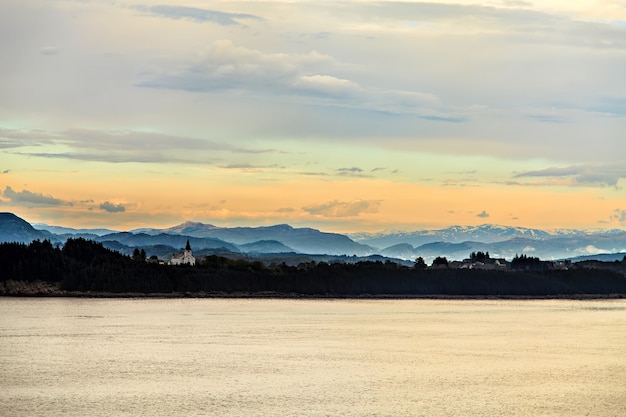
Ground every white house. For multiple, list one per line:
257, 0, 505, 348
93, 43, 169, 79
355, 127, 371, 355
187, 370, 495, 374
169, 240, 196, 266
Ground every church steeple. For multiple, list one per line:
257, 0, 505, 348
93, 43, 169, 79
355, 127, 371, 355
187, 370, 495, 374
185, 239, 191, 251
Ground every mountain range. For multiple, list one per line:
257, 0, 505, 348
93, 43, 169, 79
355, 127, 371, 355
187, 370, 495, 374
2, 212, 626, 263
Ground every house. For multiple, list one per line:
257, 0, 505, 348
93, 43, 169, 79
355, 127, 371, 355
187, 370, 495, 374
169, 240, 196, 266
458, 257, 509, 270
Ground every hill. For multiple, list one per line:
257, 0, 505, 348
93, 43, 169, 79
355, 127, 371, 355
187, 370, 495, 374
0, 212, 56, 244
4, 212, 626, 262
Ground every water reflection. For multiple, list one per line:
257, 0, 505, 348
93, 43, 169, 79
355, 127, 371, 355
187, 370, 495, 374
1, 298, 625, 417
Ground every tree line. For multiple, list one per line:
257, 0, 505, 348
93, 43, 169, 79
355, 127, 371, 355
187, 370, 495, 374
1, 238, 626, 296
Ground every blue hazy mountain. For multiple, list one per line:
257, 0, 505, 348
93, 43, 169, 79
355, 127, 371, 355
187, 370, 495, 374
379, 234, 626, 262
133, 223, 374, 256
94, 232, 239, 253
32, 223, 119, 237
3, 213, 626, 261
0, 212, 57, 244
238, 240, 296, 254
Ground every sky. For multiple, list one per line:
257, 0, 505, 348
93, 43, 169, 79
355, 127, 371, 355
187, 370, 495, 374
1, 0, 625, 233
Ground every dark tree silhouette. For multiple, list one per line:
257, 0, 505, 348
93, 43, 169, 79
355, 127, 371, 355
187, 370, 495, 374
414, 257, 427, 269
432, 256, 449, 267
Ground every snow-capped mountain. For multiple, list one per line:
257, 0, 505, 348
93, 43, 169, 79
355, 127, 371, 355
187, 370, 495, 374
350, 224, 552, 248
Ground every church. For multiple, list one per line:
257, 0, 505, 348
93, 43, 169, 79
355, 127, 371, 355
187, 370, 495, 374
169, 240, 196, 266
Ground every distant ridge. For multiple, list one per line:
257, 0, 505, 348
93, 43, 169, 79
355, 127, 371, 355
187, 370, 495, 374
3, 212, 626, 262
132, 221, 218, 236
0, 212, 53, 243
350, 224, 552, 248
32, 223, 119, 237
133, 222, 374, 256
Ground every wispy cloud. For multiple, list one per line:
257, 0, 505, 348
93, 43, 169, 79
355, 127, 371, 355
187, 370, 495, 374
302, 200, 381, 217
336, 167, 373, 178
4, 128, 274, 165
1, 186, 72, 207
513, 163, 626, 188
610, 209, 626, 224
138, 39, 332, 93
135, 5, 263, 26
137, 40, 462, 121
0, 128, 57, 149
220, 163, 281, 173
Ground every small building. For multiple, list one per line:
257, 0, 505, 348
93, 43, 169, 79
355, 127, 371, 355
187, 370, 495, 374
458, 257, 509, 270
169, 240, 196, 266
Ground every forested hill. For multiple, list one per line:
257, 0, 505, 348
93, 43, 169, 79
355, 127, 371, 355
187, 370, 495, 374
1, 239, 626, 297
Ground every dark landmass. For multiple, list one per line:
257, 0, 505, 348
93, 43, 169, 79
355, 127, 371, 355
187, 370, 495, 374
2, 239, 626, 298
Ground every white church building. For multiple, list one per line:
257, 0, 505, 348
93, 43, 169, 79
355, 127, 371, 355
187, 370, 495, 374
169, 240, 196, 266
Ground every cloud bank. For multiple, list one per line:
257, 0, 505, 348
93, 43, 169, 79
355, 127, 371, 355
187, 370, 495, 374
1, 186, 71, 207
302, 200, 381, 218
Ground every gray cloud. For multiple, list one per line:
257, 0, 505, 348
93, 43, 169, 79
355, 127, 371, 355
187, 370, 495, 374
5, 128, 274, 165
138, 40, 332, 93
336, 167, 374, 178
476, 210, 490, 218
135, 5, 263, 26
220, 163, 280, 172
302, 200, 381, 217
2, 186, 71, 207
337, 167, 364, 173
514, 163, 626, 187
610, 209, 626, 224
137, 40, 462, 122
100, 201, 126, 213
0, 128, 57, 149
60, 128, 271, 154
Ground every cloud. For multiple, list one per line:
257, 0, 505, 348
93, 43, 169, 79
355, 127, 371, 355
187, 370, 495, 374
1, 169, 9, 174
0, 128, 57, 149
292, 75, 361, 97
302, 200, 381, 217
220, 163, 280, 172
514, 163, 626, 187
476, 210, 490, 218
336, 167, 373, 178
5, 128, 274, 164
138, 39, 332, 93
610, 209, 626, 224
1, 186, 71, 206
137, 40, 461, 121
135, 5, 263, 26
99, 201, 126, 213
337, 167, 363, 173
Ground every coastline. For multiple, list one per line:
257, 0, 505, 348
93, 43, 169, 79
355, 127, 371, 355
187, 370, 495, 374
2, 280, 624, 300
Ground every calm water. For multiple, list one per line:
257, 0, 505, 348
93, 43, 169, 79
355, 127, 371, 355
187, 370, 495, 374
1, 298, 625, 417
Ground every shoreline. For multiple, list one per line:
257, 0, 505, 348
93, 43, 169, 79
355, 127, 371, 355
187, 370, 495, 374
1, 280, 624, 300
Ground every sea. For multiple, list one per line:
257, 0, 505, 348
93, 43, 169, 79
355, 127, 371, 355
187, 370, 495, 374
1, 298, 625, 417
